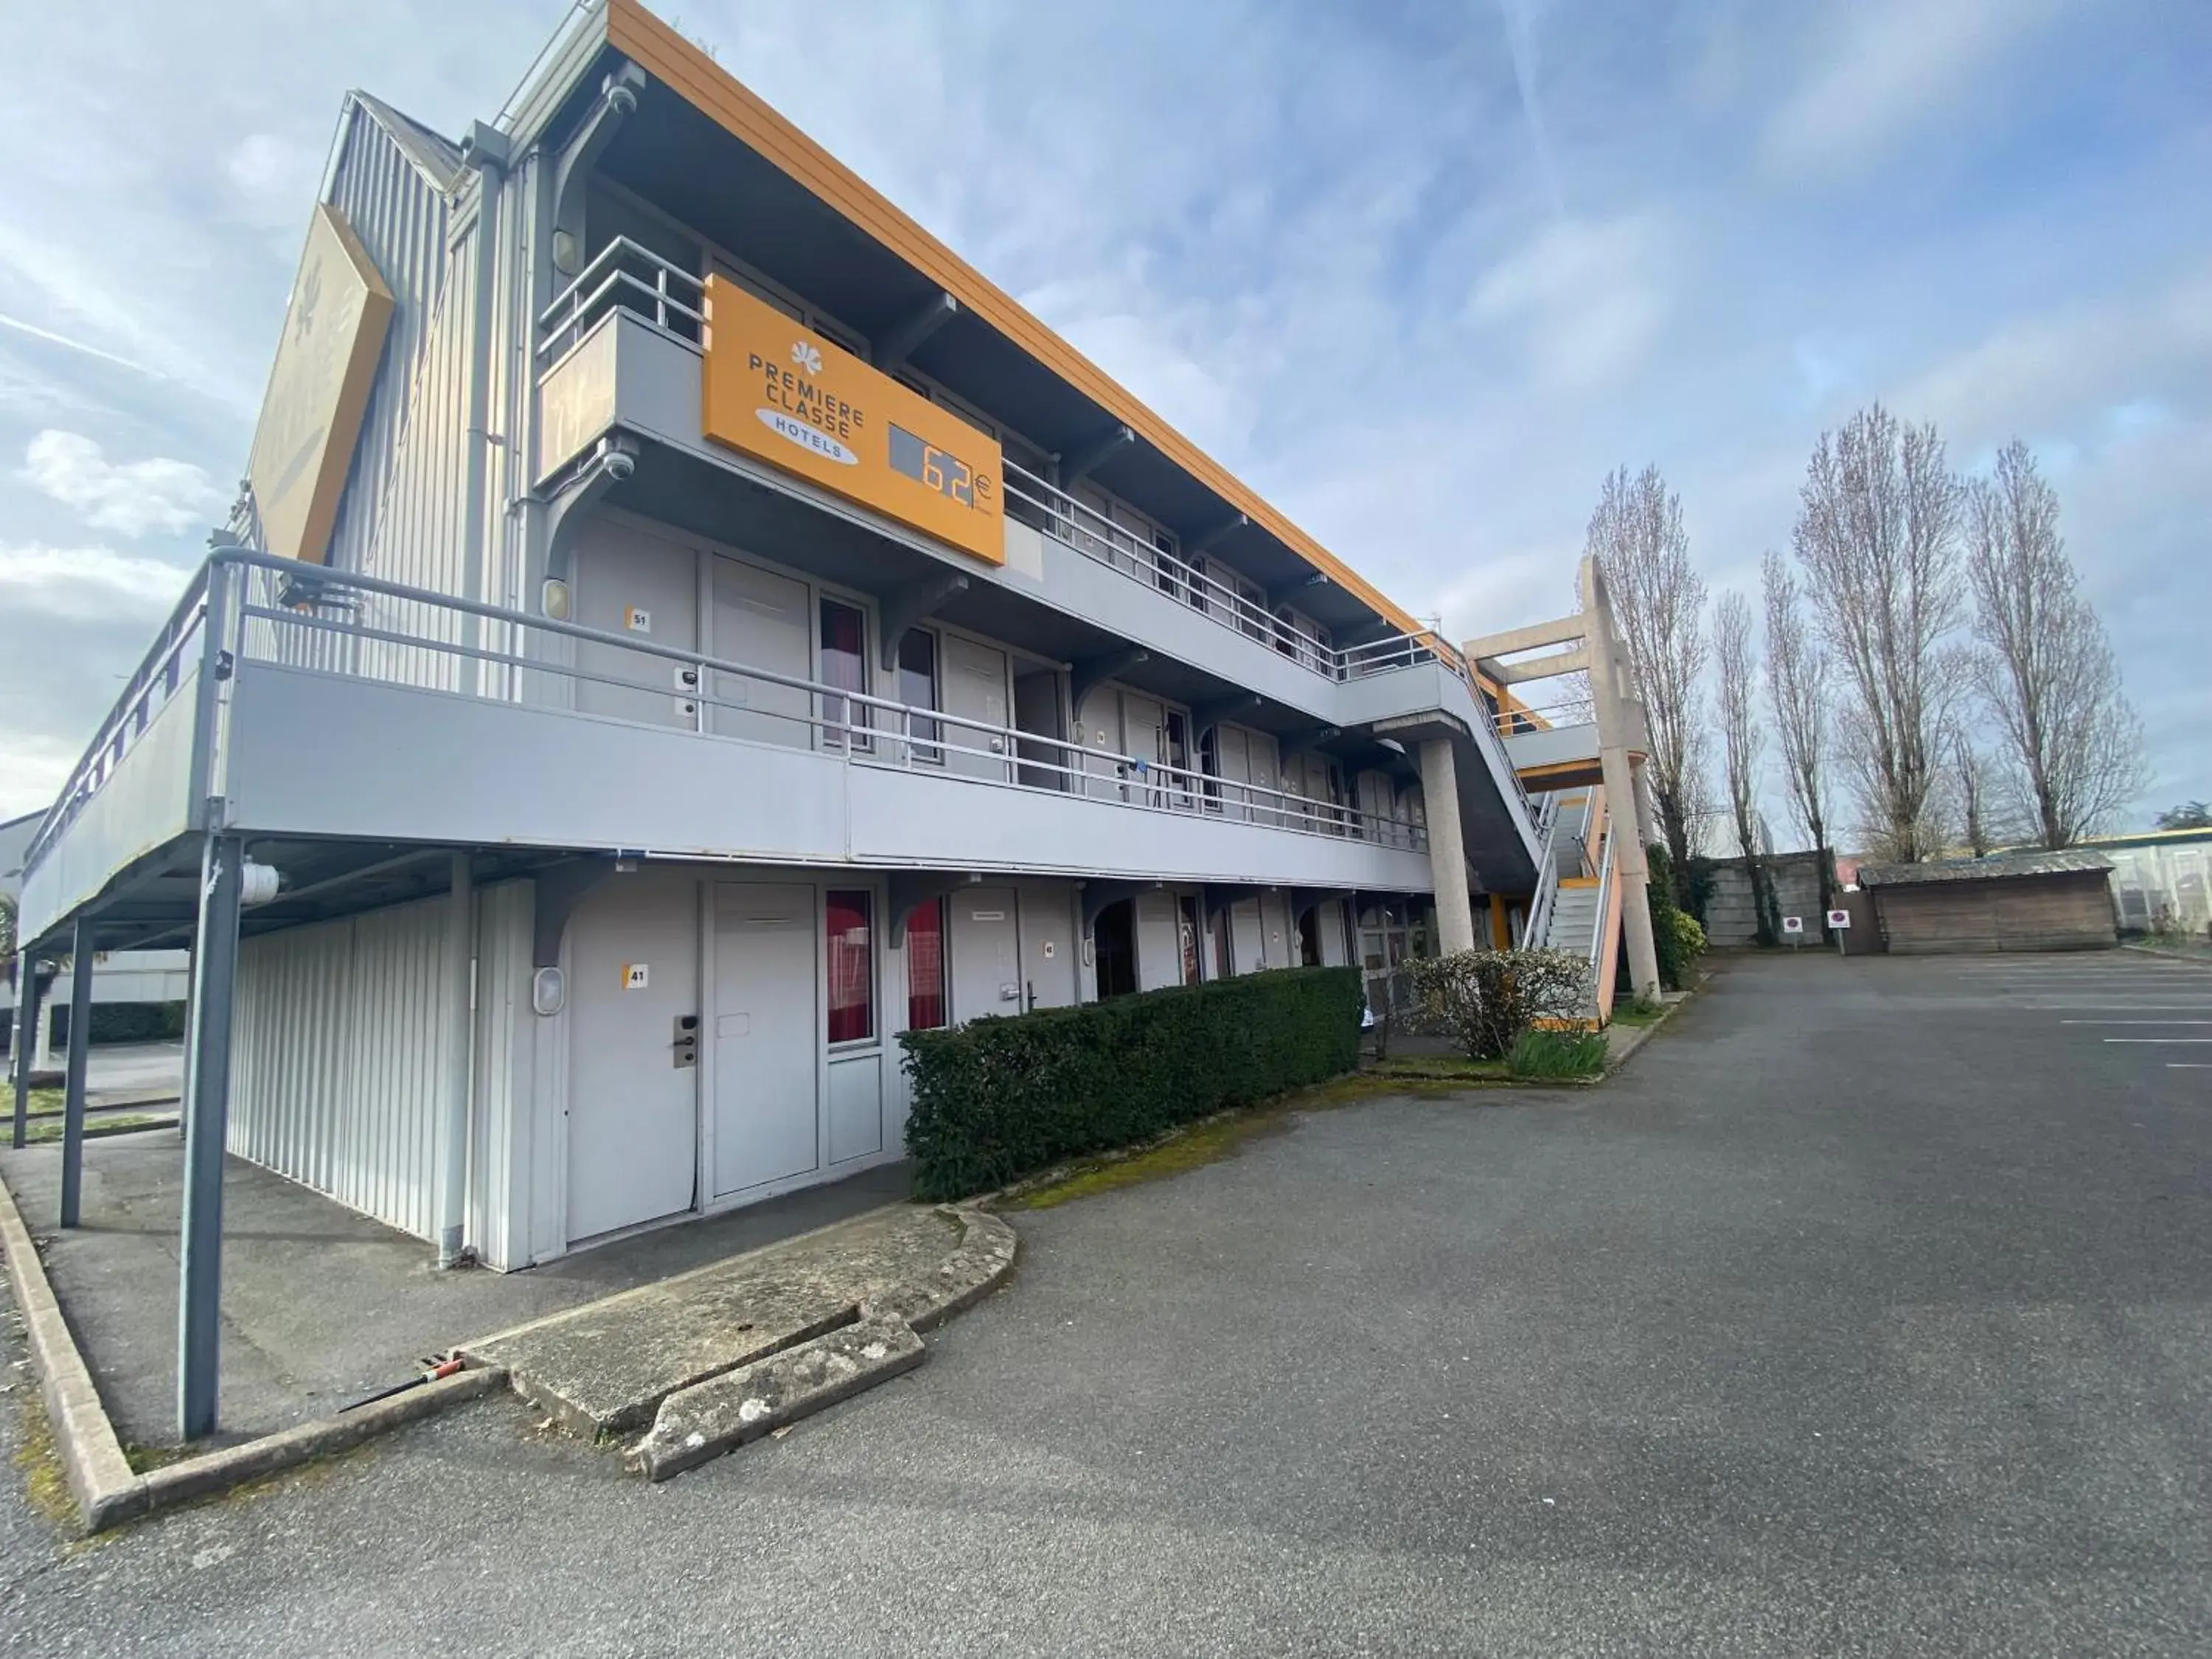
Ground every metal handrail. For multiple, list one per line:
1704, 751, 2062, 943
21, 566, 215, 876
1588, 811, 1618, 979
1525, 793, 1565, 950
537, 236, 706, 364
18, 549, 1430, 886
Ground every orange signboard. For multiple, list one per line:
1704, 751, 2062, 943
700, 276, 1004, 566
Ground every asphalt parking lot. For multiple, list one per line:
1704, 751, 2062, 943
3, 949, 2208, 1657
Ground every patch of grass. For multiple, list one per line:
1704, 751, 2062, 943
1506, 1029, 1610, 1081
10, 1089, 64, 1119
1610, 996, 1666, 1027
1366, 1054, 1513, 1082
1005, 1109, 1293, 1210
21, 1113, 172, 1145
1001, 1063, 1514, 1210
12, 1368, 78, 1531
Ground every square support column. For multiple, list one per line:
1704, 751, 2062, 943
60, 919, 95, 1227
178, 832, 245, 1441
1416, 737, 1478, 956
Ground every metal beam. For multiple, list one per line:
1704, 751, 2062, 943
877, 571, 970, 672
1186, 512, 1248, 560
550, 61, 644, 276
888, 870, 979, 949
1079, 879, 1154, 933
1070, 647, 1148, 710
59, 919, 94, 1228
1265, 571, 1328, 613
1057, 423, 1135, 487
1278, 723, 1342, 756
874, 291, 958, 371
178, 832, 244, 1441
541, 434, 639, 591
532, 855, 619, 970
1190, 692, 1262, 740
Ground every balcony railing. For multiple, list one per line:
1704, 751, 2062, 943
537, 235, 705, 368
530, 239, 1474, 695
21, 552, 1430, 894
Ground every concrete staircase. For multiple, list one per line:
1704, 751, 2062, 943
1545, 882, 1604, 963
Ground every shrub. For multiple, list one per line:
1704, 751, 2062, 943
1645, 844, 1707, 991
1507, 1029, 1609, 1080
1400, 948, 1590, 1061
900, 967, 1363, 1202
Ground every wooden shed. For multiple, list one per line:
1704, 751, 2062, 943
1859, 850, 2118, 955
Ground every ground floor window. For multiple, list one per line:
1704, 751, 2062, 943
1210, 902, 1234, 979
905, 897, 947, 1030
1178, 895, 1203, 986
827, 889, 874, 1043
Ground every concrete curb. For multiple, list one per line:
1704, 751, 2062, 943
0, 1166, 502, 1534
0, 1166, 136, 1531
2123, 943, 2212, 966
1601, 987, 1694, 1079
859, 1207, 1019, 1334
625, 1316, 926, 1481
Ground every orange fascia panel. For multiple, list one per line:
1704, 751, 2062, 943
606, 0, 1429, 641
701, 276, 1006, 565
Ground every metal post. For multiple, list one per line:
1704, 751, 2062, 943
436, 852, 474, 1269
178, 832, 243, 1440
11, 960, 43, 1150
60, 920, 95, 1226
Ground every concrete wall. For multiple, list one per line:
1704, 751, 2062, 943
1691, 850, 1830, 947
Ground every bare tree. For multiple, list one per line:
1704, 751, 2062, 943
1791, 403, 1966, 862
1760, 550, 1830, 861
1951, 726, 1994, 858
1712, 589, 1773, 942
1587, 464, 1707, 895
1964, 440, 2146, 847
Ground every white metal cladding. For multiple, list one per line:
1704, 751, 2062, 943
230, 891, 455, 1242
467, 879, 534, 1270
352, 219, 476, 690
321, 97, 456, 582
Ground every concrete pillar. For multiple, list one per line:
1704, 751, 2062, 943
32, 995, 55, 1074
178, 832, 244, 1441
1582, 563, 1661, 1002
1417, 737, 1478, 956
60, 921, 94, 1228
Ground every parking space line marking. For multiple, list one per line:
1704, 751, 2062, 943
2104, 1037, 2212, 1044
2062, 1020, 2212, 1025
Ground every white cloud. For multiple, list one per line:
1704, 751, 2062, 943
21, 429, 224, 537
0, 542, 193, 622
1762, 0, 2064, 178
1891, 265, 2212, 453
0, 731, 80, 821
1467, 214, 1672, 394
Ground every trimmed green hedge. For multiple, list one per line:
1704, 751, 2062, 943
899, 966, 1364, 1201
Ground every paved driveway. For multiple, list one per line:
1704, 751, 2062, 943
4, 952, 2209, 1656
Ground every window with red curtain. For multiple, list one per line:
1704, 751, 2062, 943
906, 897, 947, 1031
826, 889, 874, 1043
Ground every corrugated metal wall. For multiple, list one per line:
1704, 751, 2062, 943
231, 892, 451, 1239
324, 99, 453, 582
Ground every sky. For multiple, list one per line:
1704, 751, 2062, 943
0, 0, 2206, 835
